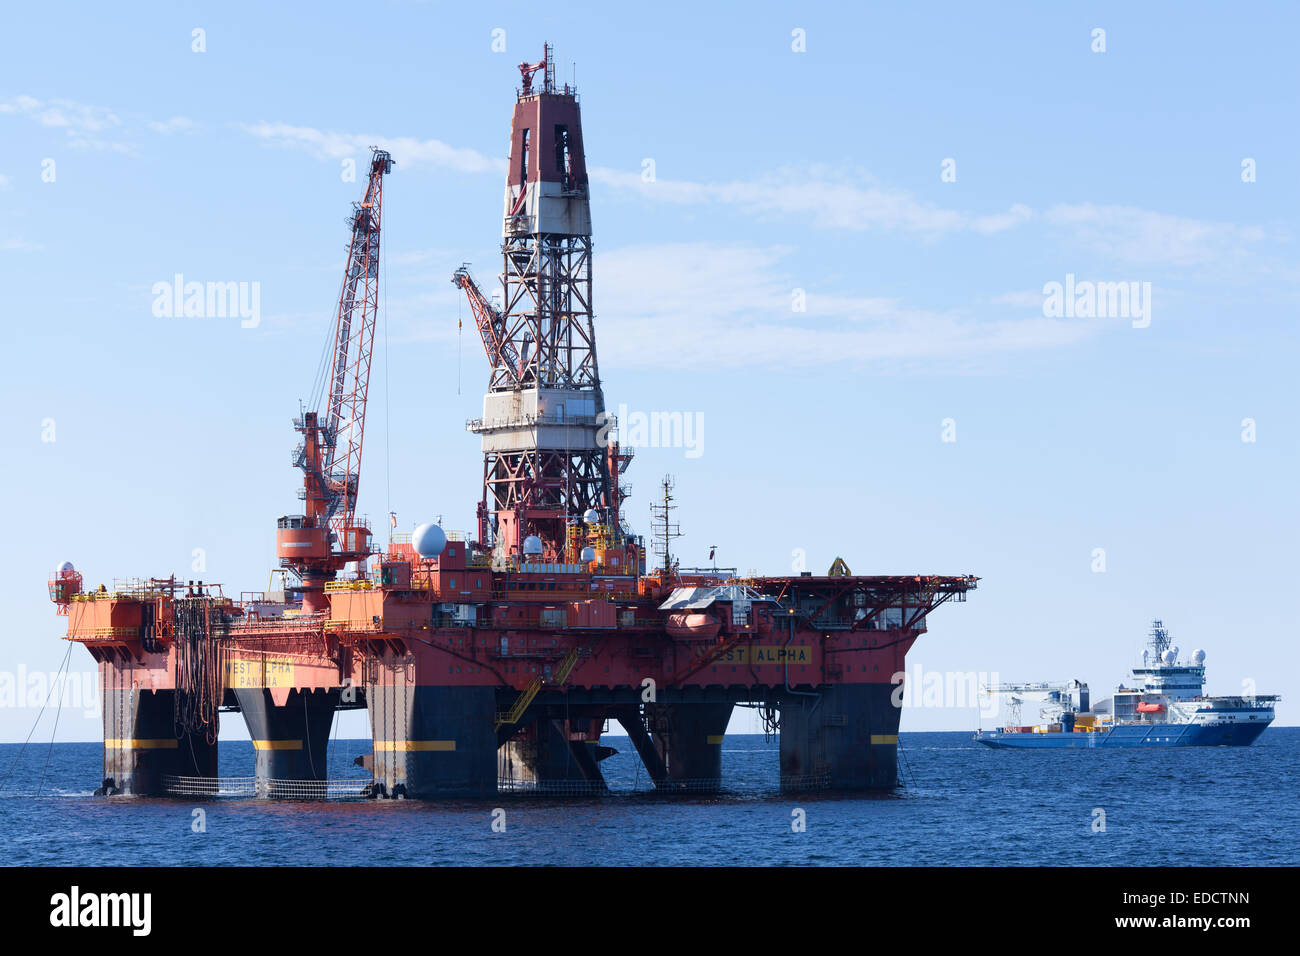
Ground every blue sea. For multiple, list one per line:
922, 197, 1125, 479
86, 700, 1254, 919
3, 729, 1297, 866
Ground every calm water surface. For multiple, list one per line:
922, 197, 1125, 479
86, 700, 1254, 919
2, 730, 1295, 865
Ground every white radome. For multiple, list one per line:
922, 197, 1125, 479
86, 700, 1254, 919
1192, 648, 1207, 664
523, 535, 543, 556
58, 561, 76, 574
580, 546, 596, 562
582, 508, 600, 525
411, 523, 447, 558
1162, 649, 1177, 664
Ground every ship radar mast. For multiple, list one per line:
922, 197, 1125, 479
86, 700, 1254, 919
1144, 619, 1172, 665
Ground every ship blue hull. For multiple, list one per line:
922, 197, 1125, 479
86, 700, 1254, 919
975, 721, 1270, 749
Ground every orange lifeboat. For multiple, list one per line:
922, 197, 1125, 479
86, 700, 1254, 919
1136, 702, 1165, 714
665, 612, 721, 639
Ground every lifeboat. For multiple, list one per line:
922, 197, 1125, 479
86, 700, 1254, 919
665, 612, 721, 639
1136, 702, 1165, 714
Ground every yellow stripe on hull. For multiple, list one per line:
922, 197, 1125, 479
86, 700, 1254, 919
104, 738, 179, 750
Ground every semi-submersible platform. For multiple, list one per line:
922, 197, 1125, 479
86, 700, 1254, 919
48, 46, 977, 799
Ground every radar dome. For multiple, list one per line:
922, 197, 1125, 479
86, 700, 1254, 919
522, 535, 543, 556
411, 523, 447, 558
1192, 648, 1206, 664
580, 546, 596, 562
58, 561, 75, 574
1170, 645, 1180, 659
1161, 649, 1177, 664
582, 508, 600, 525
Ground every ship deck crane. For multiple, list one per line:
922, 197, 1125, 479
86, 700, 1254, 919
984, 680, 1088, 726
276, 147, 395, 612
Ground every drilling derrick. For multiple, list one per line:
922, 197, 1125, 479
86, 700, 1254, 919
459, 44, 628, 567
277, 148, 395, 611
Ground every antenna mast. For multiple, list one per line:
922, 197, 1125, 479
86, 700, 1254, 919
649, 475, 682, 575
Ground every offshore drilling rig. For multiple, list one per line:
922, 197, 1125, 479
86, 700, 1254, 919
49, 46, 977, 799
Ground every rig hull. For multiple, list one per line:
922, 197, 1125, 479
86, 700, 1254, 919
57, 572, 976, 798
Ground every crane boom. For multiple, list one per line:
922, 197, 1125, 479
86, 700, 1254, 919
517, 44, 552, 95
275, 147, 395, 613
452, 265, 521, 388
984, 681, 1075, 695
323, 148, 394, 531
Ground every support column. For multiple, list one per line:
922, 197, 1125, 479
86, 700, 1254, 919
498, 717, 608, 792
366, 662, 496, 798
614, 705, 667, 787
649, 702, 732, 791
234, 687, 339, 798
780, 683, 899, 791
99, 661, 216, 797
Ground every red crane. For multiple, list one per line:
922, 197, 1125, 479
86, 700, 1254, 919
452, 264, 521, 389
276, 147, 395, 612
517, 45, 551, 95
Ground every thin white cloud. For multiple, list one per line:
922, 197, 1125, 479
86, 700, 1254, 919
990, 290, 1045, 308
1045, 203, 1272, 268
1, 94, 197, 153
147, 116, 197, 134
594, 241, 1099, 369
972, 204, 1034, 234
590, 166, 1032, 237
240, 121, 504, 175
1, 94, 127, 152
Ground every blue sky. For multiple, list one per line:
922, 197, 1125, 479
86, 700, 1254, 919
1, 1, 1297, 741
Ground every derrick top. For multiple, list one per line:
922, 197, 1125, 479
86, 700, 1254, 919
503, 45, 590, 240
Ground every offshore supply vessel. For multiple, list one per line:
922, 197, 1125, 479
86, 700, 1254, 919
975, 620, 1276, 748
47, 46, 977, 799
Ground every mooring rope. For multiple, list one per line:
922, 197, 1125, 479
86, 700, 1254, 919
36, 643, 75, 797
1, 640, 73, 795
